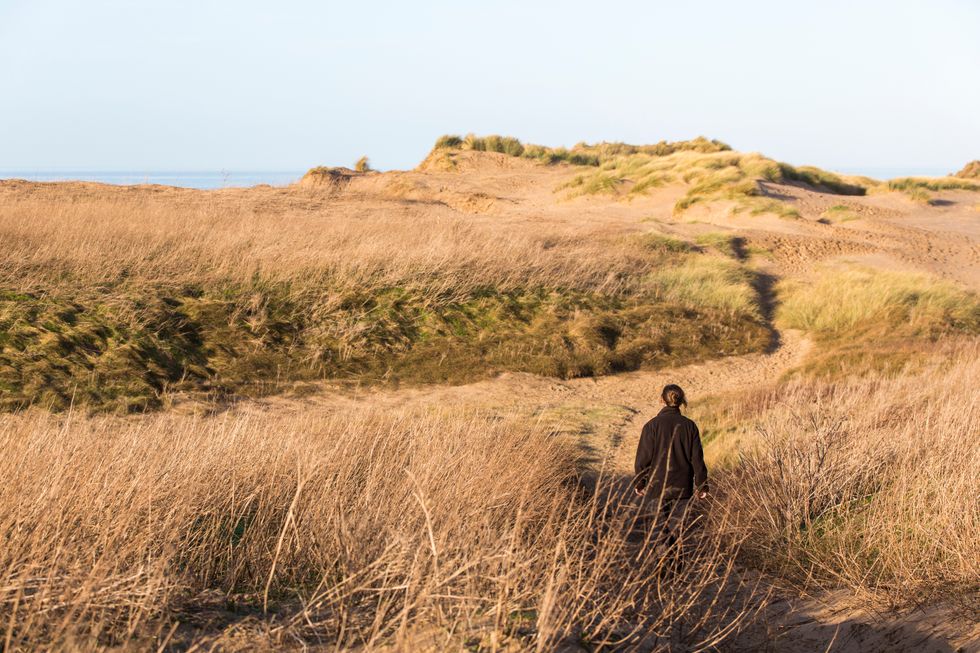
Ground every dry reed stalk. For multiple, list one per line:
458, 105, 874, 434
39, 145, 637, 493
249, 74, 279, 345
712, 342, 980, 604
0, 405, 758, 650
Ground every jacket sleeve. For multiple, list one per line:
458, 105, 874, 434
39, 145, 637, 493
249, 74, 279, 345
691, 423, 709, 492
634, 424, 653, 489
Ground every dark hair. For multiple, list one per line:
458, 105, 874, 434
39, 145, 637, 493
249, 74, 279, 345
662, 384, 687, 407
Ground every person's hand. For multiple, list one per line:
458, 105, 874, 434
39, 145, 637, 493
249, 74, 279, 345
698, 490, 708, 500
634, 486, 645, 497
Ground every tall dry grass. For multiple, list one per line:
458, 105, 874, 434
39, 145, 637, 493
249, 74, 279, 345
559, 148, 864, 211
778, 267, 980, 339
710, 342, 980, 604
0, 405, 759, 651
0, 184, 770, 409
0, 187, 647, 298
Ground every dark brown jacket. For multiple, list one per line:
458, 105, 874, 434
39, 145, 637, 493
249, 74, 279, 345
634, 405, 708, 500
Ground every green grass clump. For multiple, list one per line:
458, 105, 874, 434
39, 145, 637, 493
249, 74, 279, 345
523, 145, 601, 166
427, 134, 731, 170
907, 188, 933, 204
434, 133, 526, 156
464, 134, 526, 157
645, 258, 761, 318
694, 232, 743, 258
735, 198, 801, 219
883, 176, 980, 204
640, 233, 695, 254
561, 172, 621, 196
0, 272, 771, 411
776, 164, 865, 195
629, 173, 670, 195
777, 268, 980, 339
954, 160, 980, 179
819, 204, 860, 223
434, 134, 464, 149
887, 176, 980, 193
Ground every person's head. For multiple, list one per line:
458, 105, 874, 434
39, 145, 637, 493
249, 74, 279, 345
661, 384, 687, 408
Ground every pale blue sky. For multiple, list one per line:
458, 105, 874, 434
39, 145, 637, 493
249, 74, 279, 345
1, 0, 978, 173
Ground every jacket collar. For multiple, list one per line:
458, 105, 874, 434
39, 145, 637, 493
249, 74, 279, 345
658, 405, 681, 415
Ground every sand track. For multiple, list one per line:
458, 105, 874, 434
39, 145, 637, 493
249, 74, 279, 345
237, 331, 980, 652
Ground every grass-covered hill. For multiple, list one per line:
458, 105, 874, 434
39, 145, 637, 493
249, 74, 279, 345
1, 135, 978, 412
954, 159, 980, 179
0, 152, 774, 412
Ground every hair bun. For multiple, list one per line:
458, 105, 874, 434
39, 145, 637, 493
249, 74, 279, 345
661, 384, 687, 407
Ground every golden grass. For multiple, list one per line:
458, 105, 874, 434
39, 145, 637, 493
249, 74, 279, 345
954, 160, 980, 179
433, 134, 730, 168
0, 189, 626, 296
819, 204, 860, 223
777, 267, 980, 338
646, 257, 760, 317
0, 406, 758, 650
556, 149, 864, 218
0, 184, 770, 409
709, 342, 980, 603
887, 176, 980, 192
693, 232, 738, 256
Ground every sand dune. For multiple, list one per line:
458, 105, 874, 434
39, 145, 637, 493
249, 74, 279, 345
1, 144, 978, 651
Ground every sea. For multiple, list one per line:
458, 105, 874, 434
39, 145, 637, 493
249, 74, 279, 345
0, 170, 306, 190
0, 165, 959, 190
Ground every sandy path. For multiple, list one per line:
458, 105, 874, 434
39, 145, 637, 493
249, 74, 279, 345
235, 331, 980, 653
232, 329, 811, 473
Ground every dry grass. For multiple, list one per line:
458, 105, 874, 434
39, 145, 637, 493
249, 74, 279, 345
887, 176, 980, 193
818, 204, 860, 223
709, 342, 980, 604
0, 187, 634, 296
954, 160, 980, 179
775, 267, 980, 378
432, 134, 730, 169
557, 149, 864, 216
0, 406, 760, 651
693, 233, 745, 259
0, 184, 769, 410
646, 257, 760, 317
777, 267, 980, 339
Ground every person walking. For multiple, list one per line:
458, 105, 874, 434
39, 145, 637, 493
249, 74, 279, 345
633, 384, 708, 550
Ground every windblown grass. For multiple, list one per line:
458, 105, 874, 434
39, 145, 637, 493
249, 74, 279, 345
646, 258, 760, 317
694, 232, 744, 259
954, 160, 980, 179
710, 343, 980, 603
880, 176, 980, 205
777, 267, 980, 339
558, 148, 865, 216
432, 134, 730, 168
0, 183, 768, 410
819, 204, 860, 223
776, 267, 980, 377
0, 406, 759, 650
887, 176, 980, 193
639, 233, 696, 254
